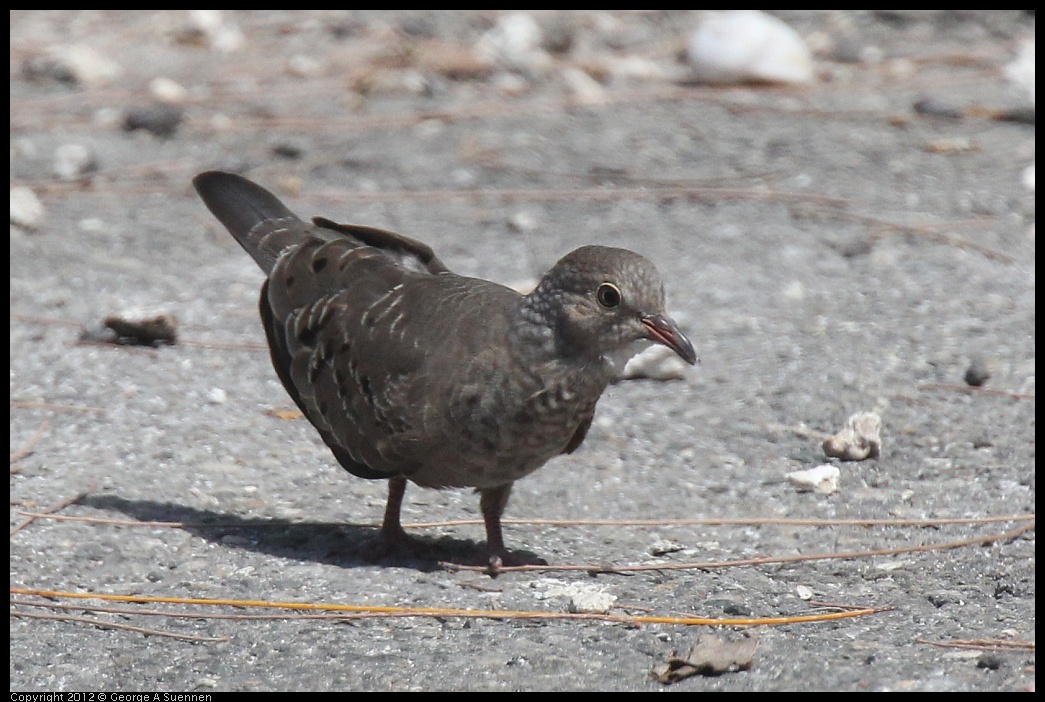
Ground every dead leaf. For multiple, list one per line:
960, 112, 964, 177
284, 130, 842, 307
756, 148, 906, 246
80, 313, 178, 347
651, 634, 759, 684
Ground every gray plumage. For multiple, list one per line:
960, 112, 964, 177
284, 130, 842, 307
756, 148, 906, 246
193, 171, 696, 572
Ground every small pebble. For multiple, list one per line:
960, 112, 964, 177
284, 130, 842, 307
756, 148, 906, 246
149, 77, 189, 103
927, 589, 964, 608
186, 10, 245, 53
476, 12, 551, 75
507, 210, 539, 233
913, 97, 963, 120
964, 357, 991, 387
271, 141, 305, 160
53, 143, 98, 181
1004, 37, 1035, 103
123, 104, 185, 139
976, 653, 1002, 670
649, 539, 686, 557
287, 54, 322, 78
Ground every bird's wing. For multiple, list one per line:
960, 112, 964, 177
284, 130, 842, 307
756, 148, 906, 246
194, 171, 457, 478
193, 171, 450, 276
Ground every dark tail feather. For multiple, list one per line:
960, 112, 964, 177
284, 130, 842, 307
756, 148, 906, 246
193, 171, 302, 273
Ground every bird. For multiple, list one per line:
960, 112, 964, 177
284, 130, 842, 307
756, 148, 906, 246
193, 171, 696, 573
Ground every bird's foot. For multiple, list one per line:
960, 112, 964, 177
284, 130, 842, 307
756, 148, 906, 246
484, 550, 548, 577
360, 525, 429, 563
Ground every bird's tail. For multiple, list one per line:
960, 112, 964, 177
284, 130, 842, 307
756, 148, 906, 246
193, 171, 304, 274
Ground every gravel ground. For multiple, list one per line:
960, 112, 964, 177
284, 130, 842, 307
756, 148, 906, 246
10, 11, 1035, 692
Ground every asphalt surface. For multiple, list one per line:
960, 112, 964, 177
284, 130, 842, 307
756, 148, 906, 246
10, 11, 1035, 692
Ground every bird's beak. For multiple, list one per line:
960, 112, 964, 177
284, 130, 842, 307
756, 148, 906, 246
641, 314, 697, 365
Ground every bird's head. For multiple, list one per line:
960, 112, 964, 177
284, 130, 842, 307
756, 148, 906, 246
526, 245, 696, 369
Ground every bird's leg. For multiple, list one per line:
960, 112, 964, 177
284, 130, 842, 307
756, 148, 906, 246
479, 486, 549, 574
480, 484, 515, 575
380, 475, 410, 541
361, 476, 422, 560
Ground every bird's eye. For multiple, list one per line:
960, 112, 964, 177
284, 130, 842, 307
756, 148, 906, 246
596, 282, 622, 308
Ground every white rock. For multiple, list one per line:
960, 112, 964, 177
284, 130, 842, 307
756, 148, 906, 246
49, 45, 122, 86
491, 71, 531, 95
620, 345, 690, 381
530, 579, 616, 614
206, 388, 227, 405
287, 54, 323, 78
1022, 163, 1035, 192
10, 186, 44, 230
561, 66, 606, 104
687, 11, 814, 85
188, 9, 244, 53
786, 464, 840, 494
53, 143, 97, 181
566, 588, 618, 614
476, 12, 551, 75
507, 209, 539, 233
149, 77, 189, 104
188, 9, 224, 33
1004, 37, 1035, 103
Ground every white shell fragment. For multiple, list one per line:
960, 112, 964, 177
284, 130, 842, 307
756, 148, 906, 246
620, 345, 690, 381
823, 411, 882, 461
566, 588, 618, 615
475, 12, 551, 75
48, 45, 122, 86
687, 11, 815, 85
531, 579, 617, 614
10, 186, 45, 230
1004, 37, 1035, 103
787, 464, 840, 494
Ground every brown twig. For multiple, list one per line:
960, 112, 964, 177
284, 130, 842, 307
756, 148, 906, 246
920, 383, 1035, 401
455, 580, 504, 593
9, 587, 885, 628
11, 512, 1034, 531
915, 637, 1035, 653
444, 520, 1036, 574
10, 400, 106, 413
10, 610, 229, 643
10, 419, 49, 464
10, 488, 92, 537
179, 339, 268, 351
840, 211, 1016, 263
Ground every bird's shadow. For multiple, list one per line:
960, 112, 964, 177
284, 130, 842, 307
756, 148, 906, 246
80, 494, 544, 574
